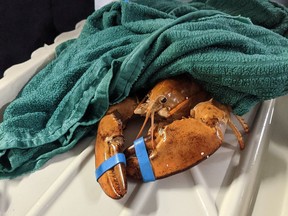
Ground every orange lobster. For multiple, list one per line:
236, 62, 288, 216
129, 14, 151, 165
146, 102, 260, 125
94, 75, 249, 199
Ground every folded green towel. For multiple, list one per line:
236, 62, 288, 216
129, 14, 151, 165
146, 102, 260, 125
1, 0, 288, 178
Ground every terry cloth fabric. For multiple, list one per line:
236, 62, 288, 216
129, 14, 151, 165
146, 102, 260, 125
1, 0, 288, 178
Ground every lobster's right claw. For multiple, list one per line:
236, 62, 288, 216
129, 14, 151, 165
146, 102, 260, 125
95, 97, 138, 199
95, 113, 127, 199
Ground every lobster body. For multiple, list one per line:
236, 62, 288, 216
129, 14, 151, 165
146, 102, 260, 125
95, 76, 248, 199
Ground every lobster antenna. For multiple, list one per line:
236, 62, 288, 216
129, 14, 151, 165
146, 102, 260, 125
150, 111, 155, 149
136, 110, 151, 139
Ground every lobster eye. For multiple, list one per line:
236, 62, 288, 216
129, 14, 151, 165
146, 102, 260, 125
160, 97, 167, 104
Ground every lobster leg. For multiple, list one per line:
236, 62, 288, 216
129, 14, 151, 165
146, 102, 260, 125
235, 115, 249, 133
227, 119, 245, 150
95, 97, 138, 199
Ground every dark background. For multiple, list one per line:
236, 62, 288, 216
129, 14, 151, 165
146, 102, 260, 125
0, 0, 94, 77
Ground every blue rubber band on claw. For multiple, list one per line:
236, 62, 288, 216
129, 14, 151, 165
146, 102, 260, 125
95, 153, 126, 181
134, 137, 156, 182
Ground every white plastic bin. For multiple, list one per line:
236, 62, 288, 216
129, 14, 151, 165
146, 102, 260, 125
0, 6, 277, 216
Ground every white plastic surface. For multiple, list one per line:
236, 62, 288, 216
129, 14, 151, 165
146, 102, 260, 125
0, 2, 279, 215
94, 0, 114, 10
252, 95, 288, 216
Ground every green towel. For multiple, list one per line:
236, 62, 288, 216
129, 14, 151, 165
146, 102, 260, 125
1, 0, 288, 178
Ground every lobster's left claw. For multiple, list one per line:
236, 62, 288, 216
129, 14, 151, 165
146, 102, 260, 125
124, 117, 223, 181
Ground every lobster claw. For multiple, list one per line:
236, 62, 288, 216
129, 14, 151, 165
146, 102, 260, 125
124, 137, 156, 182
95, 97, 138, 199
95, 113, 127, 199
124, 117, 223, 181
